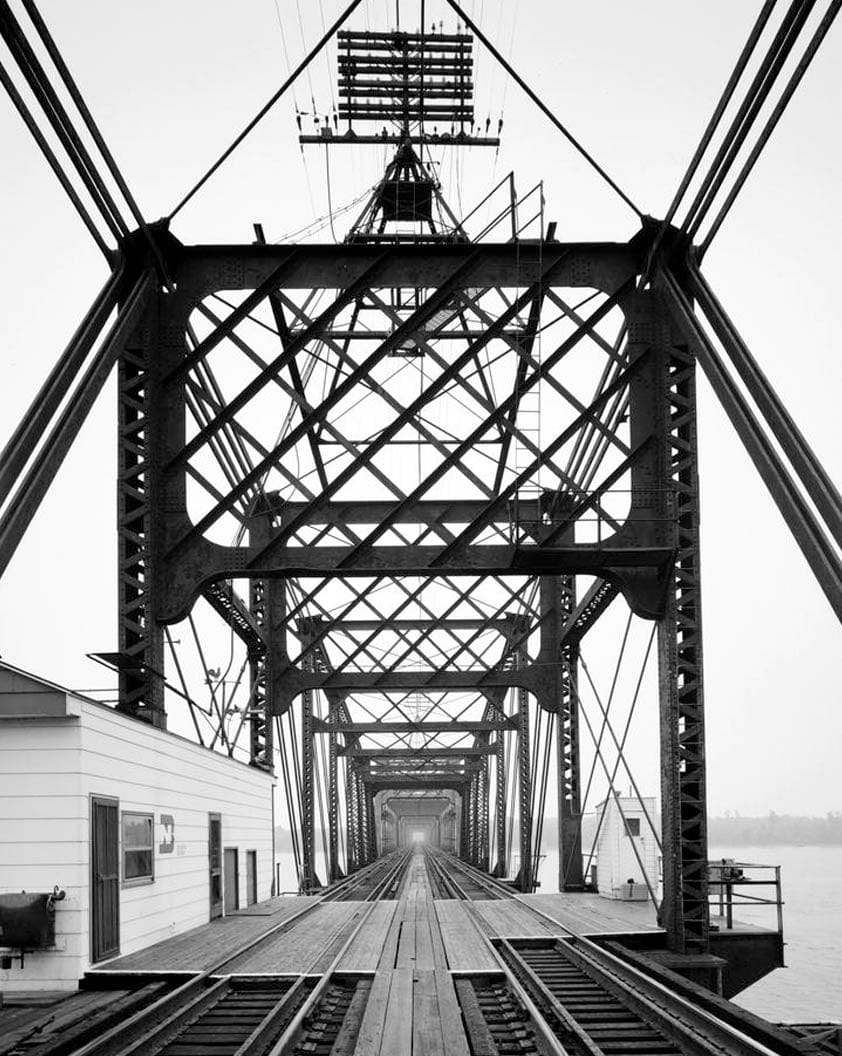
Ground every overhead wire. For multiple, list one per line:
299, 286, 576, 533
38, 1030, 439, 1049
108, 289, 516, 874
169, 0, 366, 220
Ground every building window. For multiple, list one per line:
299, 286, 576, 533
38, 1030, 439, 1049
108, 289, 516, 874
122, 812, 154, 882
624, 817, 641, 838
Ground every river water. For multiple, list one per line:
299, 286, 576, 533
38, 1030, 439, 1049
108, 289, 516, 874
711, 844, 842, 1022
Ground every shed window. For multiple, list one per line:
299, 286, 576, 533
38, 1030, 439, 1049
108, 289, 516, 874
624, 817, 641, 838
122, 812, 154, 881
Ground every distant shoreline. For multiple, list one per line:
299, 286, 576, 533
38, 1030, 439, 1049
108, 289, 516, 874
275, 813, 842, 854
708, 813, 842, 847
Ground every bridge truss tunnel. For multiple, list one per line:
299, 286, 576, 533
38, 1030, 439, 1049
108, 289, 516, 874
3, 0, 841, 981
104, 225, 710, 953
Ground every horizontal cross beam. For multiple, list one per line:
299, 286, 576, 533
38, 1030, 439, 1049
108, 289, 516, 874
360, 778, 469, 789
343, 746, 492, 758
173, 241, 637, 296
313, 719, 515, 734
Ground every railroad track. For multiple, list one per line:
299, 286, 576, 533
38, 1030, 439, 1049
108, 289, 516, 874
424, 846, 513, 900
320, 848, 412, 902
6, 854, 414, 1056
19, 857, 413, 1056
423, 850, 795, 1056
8, 849, 801, 1056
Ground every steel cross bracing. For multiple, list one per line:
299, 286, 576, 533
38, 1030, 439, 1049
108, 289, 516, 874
3, 0, 842, 966
98, 224, 703, 919
4, 214, 809, 953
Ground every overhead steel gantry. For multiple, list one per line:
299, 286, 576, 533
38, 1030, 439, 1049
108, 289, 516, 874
1, 0, 841, 972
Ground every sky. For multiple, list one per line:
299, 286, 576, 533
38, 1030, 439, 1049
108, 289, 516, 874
0, 0, 840, 818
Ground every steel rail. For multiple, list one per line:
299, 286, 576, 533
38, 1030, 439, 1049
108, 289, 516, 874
466, 879, 788, 1056
68, 857, 402, 1056
261, 900, 381, 1056
418, 859, 573, 1056
428, 848, 513, 900
497, 935, 784, 1056
87, 895, 383, 1056
317, 848, 411, 901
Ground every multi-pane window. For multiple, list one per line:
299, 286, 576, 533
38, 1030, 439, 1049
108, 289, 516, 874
122, 812, 154, 882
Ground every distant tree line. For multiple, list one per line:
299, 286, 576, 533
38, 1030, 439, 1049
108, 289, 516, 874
710, 811, 842, 846
274, 812, 842, 856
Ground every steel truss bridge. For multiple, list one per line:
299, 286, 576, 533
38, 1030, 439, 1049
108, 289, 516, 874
1, 0, 841, 999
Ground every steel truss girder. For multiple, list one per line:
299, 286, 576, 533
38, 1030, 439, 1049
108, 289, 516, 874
137, 239, 674, 627
96, 229, 732, 951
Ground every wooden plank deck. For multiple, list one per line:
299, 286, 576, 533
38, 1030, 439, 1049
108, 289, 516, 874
472, 898, 561, 938
88, 895, 322, 974
339, 901, 398, 971
520, 891, 660, 934
222, 902, 366, 974
434, 900, 498, 971
351, 853, 477, 1054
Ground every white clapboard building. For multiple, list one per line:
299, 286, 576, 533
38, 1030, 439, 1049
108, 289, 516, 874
0, 661, 275, 991
593, 795, 659, 901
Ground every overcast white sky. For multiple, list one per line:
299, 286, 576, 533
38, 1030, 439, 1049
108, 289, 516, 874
0, 0, 840, 817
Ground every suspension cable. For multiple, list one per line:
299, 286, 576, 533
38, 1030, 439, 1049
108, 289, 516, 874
684, 0, 815, 240
443, 0, 643, 219
0, 63, 110, 257
699, 0, 842, 255
169, 0, 366, 221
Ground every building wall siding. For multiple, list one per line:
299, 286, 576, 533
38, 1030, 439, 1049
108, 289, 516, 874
0, 698, 274, 991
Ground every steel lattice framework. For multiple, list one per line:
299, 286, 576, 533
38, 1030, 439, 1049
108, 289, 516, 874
2, 0, 841, 965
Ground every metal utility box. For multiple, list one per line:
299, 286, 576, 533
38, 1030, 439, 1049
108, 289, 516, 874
0, 893, 56, 948
380, 180, 433, 221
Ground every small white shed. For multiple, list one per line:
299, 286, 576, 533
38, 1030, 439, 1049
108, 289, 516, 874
0, 661, 275, 992
593, 795, 658, 901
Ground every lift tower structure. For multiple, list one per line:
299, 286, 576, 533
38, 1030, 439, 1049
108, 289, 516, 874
3, 0, 841, 973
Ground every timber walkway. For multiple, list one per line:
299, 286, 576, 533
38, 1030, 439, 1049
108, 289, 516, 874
0, 850, 815, 1056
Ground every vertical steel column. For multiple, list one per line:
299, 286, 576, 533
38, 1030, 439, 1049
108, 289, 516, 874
547, 572, 584, 891
493, 721, 507, 876
478, 757, 490, 871
357, 772, 369, 865
247, 576, 273, 769
516, 640, 533, 892
300, 671, 321, 890
468, 774, 478, 864
460, 786, 470, 859
327, 694, 341, 880
656, 320, 710, 954
366, 792, 378, 862
346, 763, 359, 872
117, 317, 165, 726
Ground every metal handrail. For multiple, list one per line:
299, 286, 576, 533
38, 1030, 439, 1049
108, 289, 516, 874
707, 859, 784, 934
